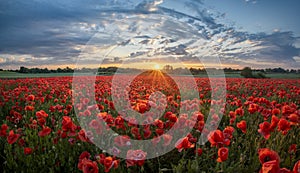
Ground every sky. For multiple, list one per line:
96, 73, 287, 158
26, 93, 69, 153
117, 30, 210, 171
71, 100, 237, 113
0, 0, 300, 70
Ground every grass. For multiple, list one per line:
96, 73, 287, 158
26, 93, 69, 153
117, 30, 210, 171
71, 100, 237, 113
0, 71, 299, 79
0, 71, 76, 78
265, 73, 300, 79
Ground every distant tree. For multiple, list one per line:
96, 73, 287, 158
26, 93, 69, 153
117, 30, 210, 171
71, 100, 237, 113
189, 67, 197, 75
19, 66, 29, 73
57, 68, 63, 73
265, 67, 287, 73
256, 72, 267, 78
31, 68, 40, 73
273, 67, 286, 73
41, 68, 50, 73
224, 67, 234, 72
163, 65, 173, 72
240, 67, 253, 78
107, 67, 117, 73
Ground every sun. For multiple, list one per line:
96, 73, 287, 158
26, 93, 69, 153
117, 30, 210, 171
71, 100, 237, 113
154, 64, 160, 70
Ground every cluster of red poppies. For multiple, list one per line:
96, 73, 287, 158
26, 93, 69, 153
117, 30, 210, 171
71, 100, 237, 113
0, 76, 299, 172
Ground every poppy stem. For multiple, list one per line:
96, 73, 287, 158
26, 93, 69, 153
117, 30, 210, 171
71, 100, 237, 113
221, 162, 224, 172
157, 155, 161, 172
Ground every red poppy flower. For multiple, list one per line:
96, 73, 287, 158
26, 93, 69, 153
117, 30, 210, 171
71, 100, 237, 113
18, 138, 25, 147
195, 148, 203, 156
38, 126, 52, 137
279, 168, 291, 173
131, 127, 141, 139
289, 144, 297, 154
272, 108, 280, 115
114, 116, 125, 129
78, 158, 99, 173
143, 127, 152, 139
37, 117, 46, 126
78, 129, 91, 143
270, 115, 279, 131
62, 116, 77, 132
259, 160, 280, 173
114, 135, 131, 147
0, 124, 8, 137
248, 103, 258, 114
223, 126, 235, 140
277, 118, 291, 135
282, 105, 292, 115
153, 119, 164, 129
258, 148, 280, 165
235, 107, 244, 116
36, 110, 48, 119
25, 105, 34, 111
208, 130, 229, 147
83, 109, 92, 116
24, 147, 33, 155
140, 102, 149, 113
217, 147, 229, 162
195, 120, 205, 132
288, 113, 299, 125
237, 120, 247, 133
78, 151, 91, 162
98, 156, 119, 173
229, 111, 236, 124
258, 122, 271, 139
187, 133, 197, 143
27, 94, 35, 102
169, 114, 178, 122
7, 130, 20, 144
293, 160, 300, 173
155, 128, 164, 136
162, 134, 172, 146
175, 136, 195, 152
126, 150, 147, 167
164, 111, 173, 119
194, 111, 204, 121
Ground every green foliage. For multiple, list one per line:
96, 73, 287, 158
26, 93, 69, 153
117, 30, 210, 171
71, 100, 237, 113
255, 72, 267, 79
241, 68, 269, 79
240, 67, 253, 78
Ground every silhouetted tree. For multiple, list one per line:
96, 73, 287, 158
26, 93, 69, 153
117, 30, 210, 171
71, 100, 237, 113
19, 66, 29, 73
163, 65, 173, 72
241, 67, 253, 78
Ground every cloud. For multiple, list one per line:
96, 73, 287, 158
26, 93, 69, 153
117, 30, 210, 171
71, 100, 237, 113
0, 54, 61, 68
293, 56, 300, 63
0, 0, 299, 69
0, 57, 5, 63
136, 0, 164, 12
245, 0, 258, 4
165, 44, 188, 55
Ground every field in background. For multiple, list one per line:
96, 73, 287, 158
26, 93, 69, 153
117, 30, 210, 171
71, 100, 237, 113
0, 71, 299, 79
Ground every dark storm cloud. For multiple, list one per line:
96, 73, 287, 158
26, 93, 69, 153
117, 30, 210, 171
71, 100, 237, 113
0, 0, 299, 69
0, 0, 101, 59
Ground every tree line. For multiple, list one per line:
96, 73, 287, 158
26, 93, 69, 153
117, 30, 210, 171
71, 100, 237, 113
3, 66, 137, 74
0, 66, 299, 75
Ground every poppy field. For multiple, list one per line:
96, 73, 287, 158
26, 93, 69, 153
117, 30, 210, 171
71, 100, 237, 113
0, 73, 299, 173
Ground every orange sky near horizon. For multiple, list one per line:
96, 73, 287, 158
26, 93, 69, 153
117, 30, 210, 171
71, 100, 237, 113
27, 62, 242, 70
